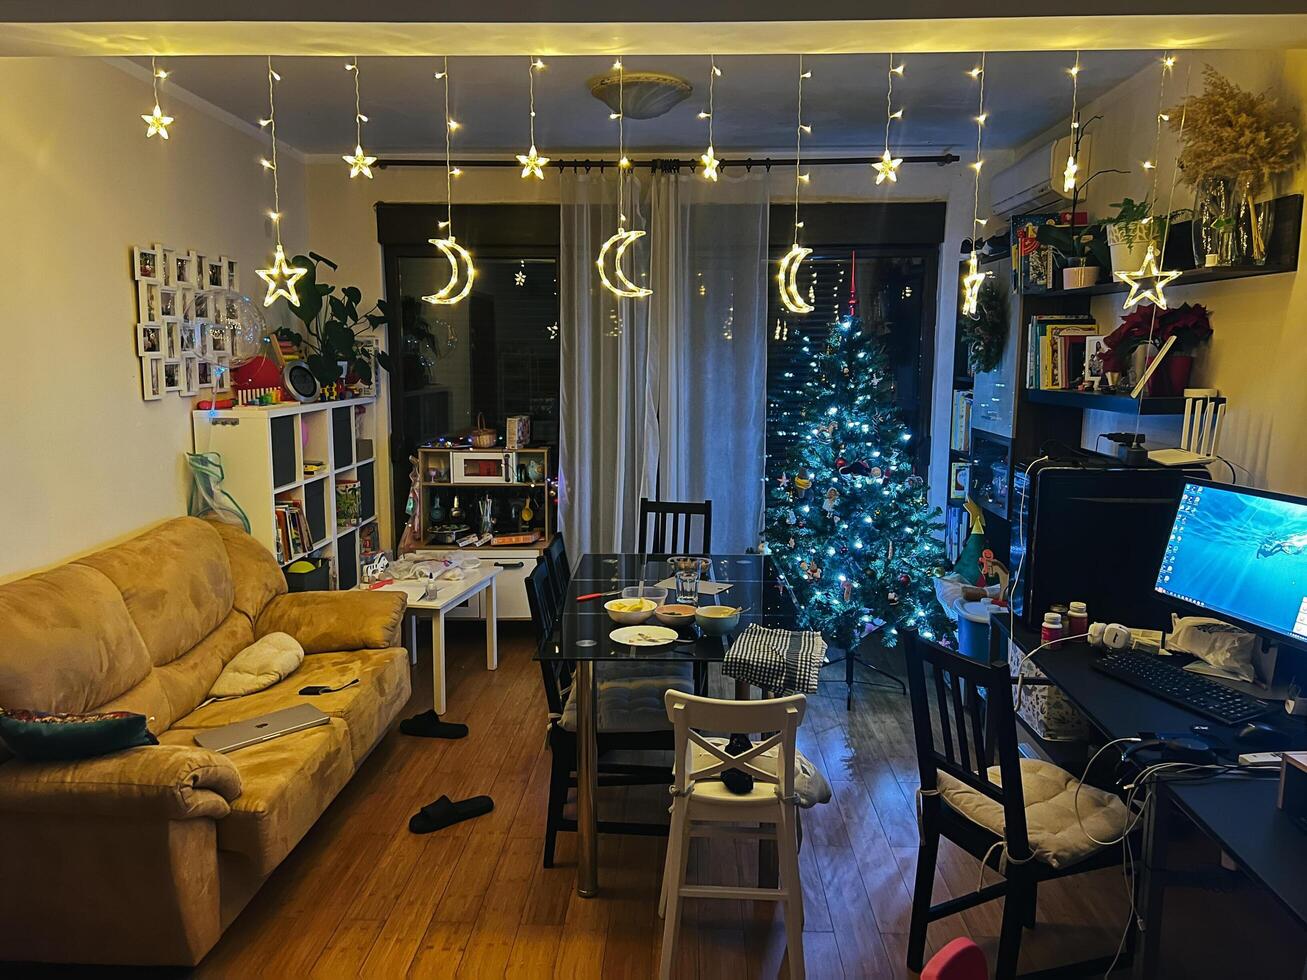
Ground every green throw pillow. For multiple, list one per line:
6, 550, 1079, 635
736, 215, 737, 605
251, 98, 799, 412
0, 708, 158, 762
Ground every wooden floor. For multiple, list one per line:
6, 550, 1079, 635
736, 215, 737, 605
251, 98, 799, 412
118, 624, 1130, 977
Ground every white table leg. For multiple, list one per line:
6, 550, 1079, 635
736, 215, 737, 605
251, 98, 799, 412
432, 610, 447, 716
485, 576, 499, 671
407, 613, 418, 666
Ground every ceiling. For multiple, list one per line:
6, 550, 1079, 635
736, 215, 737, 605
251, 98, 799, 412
134, 51, 1158, 156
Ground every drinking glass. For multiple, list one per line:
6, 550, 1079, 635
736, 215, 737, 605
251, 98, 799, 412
669, 556, 707, 605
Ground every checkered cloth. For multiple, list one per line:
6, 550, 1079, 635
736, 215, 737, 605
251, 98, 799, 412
723, 624, 826, 696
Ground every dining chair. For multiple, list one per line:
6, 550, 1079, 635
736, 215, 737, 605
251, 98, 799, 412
903, 631, 1133, 979
637, 497, 713, 555
544, 534, 571, 609
658, 690, 808, 980
525, 560, 692, 868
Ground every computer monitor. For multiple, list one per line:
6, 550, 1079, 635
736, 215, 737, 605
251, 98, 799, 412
1156, 480, 1307, 647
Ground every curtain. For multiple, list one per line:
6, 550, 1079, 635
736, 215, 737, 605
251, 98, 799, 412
559, 170, 768, 556
559, 171, 658, 559
649, 173, 769, 553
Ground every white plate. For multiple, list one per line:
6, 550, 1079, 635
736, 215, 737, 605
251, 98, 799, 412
610, 625, 680, 647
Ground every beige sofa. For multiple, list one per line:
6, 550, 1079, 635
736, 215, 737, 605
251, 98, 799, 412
0, 517, 411, 966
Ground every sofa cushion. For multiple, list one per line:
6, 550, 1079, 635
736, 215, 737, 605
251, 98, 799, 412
936, 757, 1129, 869
77, 518, 234, 667
0, 708, 158, 762
255, 591, 405, 654
161, 719, 354, 875
207, 519, 286, 623
209, 633, 304, 699
169, 648, 410, 766
0, 563, 152, 715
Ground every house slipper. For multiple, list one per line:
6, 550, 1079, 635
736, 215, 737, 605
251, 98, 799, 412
400, 709, 468, 740
408, 795, 494, 834
721, 732, 756, 795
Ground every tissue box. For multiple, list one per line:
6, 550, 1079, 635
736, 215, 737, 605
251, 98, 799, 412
506, 415, 531, 450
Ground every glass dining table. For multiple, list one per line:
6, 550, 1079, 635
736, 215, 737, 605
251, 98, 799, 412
539, 553, 801, 897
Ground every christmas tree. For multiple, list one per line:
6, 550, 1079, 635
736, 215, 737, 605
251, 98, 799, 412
764, 314, 954, 652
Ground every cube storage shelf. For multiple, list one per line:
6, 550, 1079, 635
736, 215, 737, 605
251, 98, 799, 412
192, 397, 379, 590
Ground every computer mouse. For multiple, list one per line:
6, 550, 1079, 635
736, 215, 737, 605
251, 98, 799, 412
1236, 721, 1283, 745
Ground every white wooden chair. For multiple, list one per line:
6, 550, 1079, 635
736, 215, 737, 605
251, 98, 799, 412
658, 690, 807, 980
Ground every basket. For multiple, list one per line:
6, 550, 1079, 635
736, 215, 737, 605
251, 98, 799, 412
470, 413, 497, 449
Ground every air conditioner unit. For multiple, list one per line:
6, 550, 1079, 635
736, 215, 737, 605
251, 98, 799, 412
989, 133, 1090, 217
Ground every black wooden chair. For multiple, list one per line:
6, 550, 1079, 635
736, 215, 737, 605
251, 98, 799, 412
544, 534, 571, 610
903, 631, 1133, 979
526, 559, 690, 868
637, 497, 713, 554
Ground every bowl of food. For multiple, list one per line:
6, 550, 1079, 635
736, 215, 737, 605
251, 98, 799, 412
604, 596, 658, 625
654, 603, 698, 628
695, 605, 741, 636
621, 585, 668, 607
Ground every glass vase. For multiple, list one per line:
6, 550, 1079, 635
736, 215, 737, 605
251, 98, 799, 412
1191, 176, 1236, 268
1234, 174, 1275, 266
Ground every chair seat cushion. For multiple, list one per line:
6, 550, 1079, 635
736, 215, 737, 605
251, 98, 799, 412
169, 648, 410, 766
936, 757, 1128, 869
559, 664, 693, 734
208, 632, 304, 699
685, 738, 831, 809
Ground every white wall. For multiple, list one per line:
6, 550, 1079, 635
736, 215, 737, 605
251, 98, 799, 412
0, 58, 306, 581
304, 154, 988, 540
1011, 50, 1307, 496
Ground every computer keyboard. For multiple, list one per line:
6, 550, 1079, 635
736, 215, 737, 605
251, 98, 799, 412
1092, 649, 1273, 725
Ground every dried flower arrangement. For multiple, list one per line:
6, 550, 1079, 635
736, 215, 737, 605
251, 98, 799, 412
1168, 66, 1300, 198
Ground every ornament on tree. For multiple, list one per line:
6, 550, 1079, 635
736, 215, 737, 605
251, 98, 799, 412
838, 458, 872, 476
816, 421, 837, 443
822, 488, 839, 517
842, 580, 853, 602
787, 537, 796, 549
793, 475, 812, 500
899, 573, 911, 585
869, 466, 883, 480
778, 473, 790, 488
785, 508, 797, 525
887, 591, 899, 606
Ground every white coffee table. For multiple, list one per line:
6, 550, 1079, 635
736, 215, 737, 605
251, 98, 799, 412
370, 566, 501, 715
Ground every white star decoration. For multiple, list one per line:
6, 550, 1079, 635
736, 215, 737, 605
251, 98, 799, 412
516, 144, 549, 180
142, 104, 174, 139
1115, 244, 1181, 310
1062, 153, 1078, 193
700, 145, 720, 181
343, 143, 378, 179
961, 252, 986, 317
872, 149, 902, 184
515, 270, 526, 286
256, 244, 308, 307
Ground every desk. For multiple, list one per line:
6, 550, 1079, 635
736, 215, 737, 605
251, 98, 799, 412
546, 553, 798, 897
991, 617, 1307, 978
373, 567, 501, 715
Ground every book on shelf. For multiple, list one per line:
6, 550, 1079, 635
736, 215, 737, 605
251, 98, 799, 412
335, 479, 362, 528
945, 504, 973, 562
948, 462, 970, 501
1026, 315, 1097, 389
274, 500, 311, 561
950, 391, 973, 453
491, 530, 541, 546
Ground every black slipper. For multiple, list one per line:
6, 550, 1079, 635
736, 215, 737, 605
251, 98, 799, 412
408, 794, 494, 834
721, 733, 755, 795
400, 709, 468, 739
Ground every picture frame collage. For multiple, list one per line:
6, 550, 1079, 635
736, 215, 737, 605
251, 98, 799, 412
133, 243, 240, 401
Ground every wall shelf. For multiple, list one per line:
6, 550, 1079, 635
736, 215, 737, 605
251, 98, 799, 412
1025, 389, 1186, 415
1029, 262, 1296, 299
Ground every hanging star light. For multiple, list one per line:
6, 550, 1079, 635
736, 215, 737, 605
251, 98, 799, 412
1116, 53, 1182, 311
960, 54, 990, 318
1062, 53, 1082, 193
141, 57, 174, 139
699, 56, 722, 181
777, 58, 814, 314
342, 59, 377, 178
255, 59, 307, 307
423, 57, 476, 306
596, 59, 651, 298
516, 58, 550, 179
872, 54, 904, 184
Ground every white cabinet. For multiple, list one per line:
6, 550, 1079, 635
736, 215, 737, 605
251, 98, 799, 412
413, 548, 539, 621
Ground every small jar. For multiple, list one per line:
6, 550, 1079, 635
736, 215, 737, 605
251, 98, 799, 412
1041, 612, 1065, 648
1067, 601, 1088, 638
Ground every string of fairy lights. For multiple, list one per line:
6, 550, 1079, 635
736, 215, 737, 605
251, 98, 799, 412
139, 52, 1202, 315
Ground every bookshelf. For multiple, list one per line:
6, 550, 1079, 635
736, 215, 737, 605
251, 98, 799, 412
191, 397, 379, 590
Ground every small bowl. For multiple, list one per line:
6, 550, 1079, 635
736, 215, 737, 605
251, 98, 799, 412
695, 605, 741, 636
605, 597, 657, 625
654, 603, 698, 628
621, 585, 668, 607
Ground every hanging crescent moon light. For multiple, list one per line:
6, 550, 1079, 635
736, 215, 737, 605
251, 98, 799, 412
777, 242, 814, 314
597, 227, 652, 298
422, 235, 476, 306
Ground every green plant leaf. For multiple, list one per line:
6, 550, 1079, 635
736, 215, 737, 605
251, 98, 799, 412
307, 252, 338, 271
324, 321, 356, 357
306, 352, 341, 384
352, 357, 373, 385
343, 286, 362, 305
283, 258, 321, 325
328, 295, 349, 323
375, 349, 393, 372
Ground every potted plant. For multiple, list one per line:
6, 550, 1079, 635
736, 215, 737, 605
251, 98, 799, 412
274, 252, 393, 392
1169, 67, 1301, 265
1099, 302, 1212, 395
1102, 196, 1155, 275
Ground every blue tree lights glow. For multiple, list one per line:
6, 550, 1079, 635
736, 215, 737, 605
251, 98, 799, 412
764, 314, 954, 652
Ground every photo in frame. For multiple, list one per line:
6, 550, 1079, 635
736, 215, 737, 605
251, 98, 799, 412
209, 323, 230, 354
206, 258, 226, 291
137, 281, 161, 322
182, 356, 200, 396
141, 356, 164, 401
212, 356, 232, 393
197, 359, 214, 389
162, 359, 182, 392
226, 258, 239, 290
949, 462, 970, 501
133, 245, 161, 284
136, 323, 163, 357
174, 251, 197, 288
159, 288, 177, 319
179, 321, 198, 356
